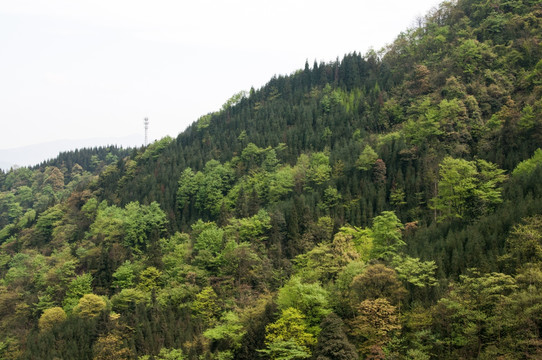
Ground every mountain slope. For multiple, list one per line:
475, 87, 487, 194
1, 0, 542, 359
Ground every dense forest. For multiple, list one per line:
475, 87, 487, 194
1, 0, 542, 358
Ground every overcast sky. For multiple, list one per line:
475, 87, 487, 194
0, 0, 442, 151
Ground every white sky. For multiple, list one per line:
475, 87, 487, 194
0, 0, 442, 150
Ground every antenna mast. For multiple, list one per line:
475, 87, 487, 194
144, 117, 149, 146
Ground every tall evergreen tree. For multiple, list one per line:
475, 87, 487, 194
313, 313, 358, 360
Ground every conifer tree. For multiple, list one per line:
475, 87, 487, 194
313, 313, 358, 360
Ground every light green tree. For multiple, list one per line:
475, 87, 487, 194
191, 286, 220, 327
431, 157, 506, 221
112, 261, 136, 290
204, 311, 246, 352
38, 307, 67, 332
338, 226, 373, 261
321, 186, 342, 210
124, 201, 167, 250
90, 204, 126, 244
403, 98, 442, 146
512, 148, 542, 178
111, 288, 150, 312
137, 266, 162, 293
350, 264, 407, 306
392, 255, 438, 288
140, 348, 185, 360
225, 209, 271, 243
277, 276, 331, 333
192, 221, 225, 272
63, 272, 93, 313
267, 166, 295, 202
261, 307, 316, 359
195, 160, 234, 215
294, 230, 359, 283
73, 293, 107, 319
503, 215, 542, 268
356, 145, 378, 171
432, 270, 517, 357
307, 152, 332, 186
371, 211, 405, 260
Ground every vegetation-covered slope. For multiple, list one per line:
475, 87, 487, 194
1, 0, 542, 358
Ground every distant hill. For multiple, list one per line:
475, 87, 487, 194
0, 134, 143, 170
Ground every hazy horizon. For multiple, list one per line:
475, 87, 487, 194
1, 0, 443, 152
0, 134, 143, 170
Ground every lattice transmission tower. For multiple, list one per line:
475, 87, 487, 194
144, 117, 149, 146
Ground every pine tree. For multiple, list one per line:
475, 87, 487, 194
313, 313, 358, 360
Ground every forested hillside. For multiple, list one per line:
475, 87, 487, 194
1, 0, 542, 358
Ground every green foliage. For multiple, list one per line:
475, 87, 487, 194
124, 201, 167, 250
512, 148, 542, 177
259, 340, 311, 360
160, 233, 193, 282
277, 276, 331, 332
81, 197, 98, 219
307, 152, 332, 186
34, 204, 64, 243
313, 313, 358, 360
267, 166, 295, 202
294, 231, 359, 283
371, 211, 405, 260
2, 0, 542, 357
338, 226, 373, 261
112, 260, 136, 290
38, 306, 67, 332
432, 270, 518, 358
356, 145, 378, 171
339, 212, 405, 262
262, 307, 315, 359
403, 99, 442, 146
221, 91, 247, 112
90, 203, 126, 244
204, 311, 246, 351
434, 157, 476, 219
17, 209, 36, 229
177, 168, 198, 209
139, 136, 173, 160
93, 333, 133, 360
197, 114, 212, 130
142, 348, 186, 360
137, 266, 162, 292
389, 187, 406, 208
63, 272, 93, 313
519, 104, 536, 130
503, 215, 542, 268
90, 201, 167, 251
73, 293, 106, 319
392, 255, 438, 288
111, 288, 150, 312
194, 160, 234, 216
0, 192, 23, 228
453, 39, 487, 77
321, 186, 342, 210
226, 209, 271, 243
192, 220, 225, 271
431, 157, 507, 221
191, 286, 220, 327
